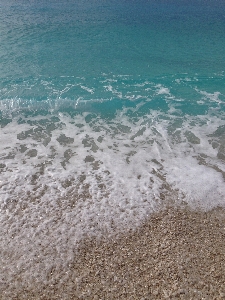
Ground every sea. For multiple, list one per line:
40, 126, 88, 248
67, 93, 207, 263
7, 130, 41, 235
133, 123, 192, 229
1, 0, 225, 292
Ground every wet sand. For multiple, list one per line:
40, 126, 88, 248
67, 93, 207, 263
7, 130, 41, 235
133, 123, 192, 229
2, 206, 225, 299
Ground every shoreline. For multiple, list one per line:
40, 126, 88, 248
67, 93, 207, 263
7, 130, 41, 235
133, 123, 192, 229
1, 205, 225, 299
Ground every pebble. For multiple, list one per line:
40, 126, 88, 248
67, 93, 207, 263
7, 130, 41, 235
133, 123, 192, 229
2, 206, 225, 299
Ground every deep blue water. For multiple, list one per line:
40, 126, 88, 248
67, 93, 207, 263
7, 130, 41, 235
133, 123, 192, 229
0, 0, 225, 293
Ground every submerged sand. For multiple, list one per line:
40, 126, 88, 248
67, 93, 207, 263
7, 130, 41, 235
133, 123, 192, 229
1, 206, 225, 299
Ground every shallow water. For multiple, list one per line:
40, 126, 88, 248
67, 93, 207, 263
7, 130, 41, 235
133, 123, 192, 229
0, 0, 225, 293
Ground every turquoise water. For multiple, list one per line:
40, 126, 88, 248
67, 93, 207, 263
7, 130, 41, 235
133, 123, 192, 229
1, 0, 225, 293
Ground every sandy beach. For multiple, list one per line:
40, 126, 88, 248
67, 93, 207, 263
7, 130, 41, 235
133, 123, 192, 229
3, 205, 225, 300
1, 1, 225, 299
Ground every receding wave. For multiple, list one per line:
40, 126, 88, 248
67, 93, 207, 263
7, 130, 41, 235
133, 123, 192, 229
0, 73, 225, 292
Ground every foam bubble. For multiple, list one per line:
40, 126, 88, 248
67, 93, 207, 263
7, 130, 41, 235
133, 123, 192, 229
196, 89, 222, 104
156, 84, 170, 95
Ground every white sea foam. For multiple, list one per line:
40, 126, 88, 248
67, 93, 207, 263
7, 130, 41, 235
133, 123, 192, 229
1, 79, 225, 295
196, 89, 222, 104
155, 84, 170, 95
80, 85, 95, 94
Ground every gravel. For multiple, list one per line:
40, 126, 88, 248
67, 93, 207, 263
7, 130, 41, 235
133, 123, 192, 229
1, 206, 225, 299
